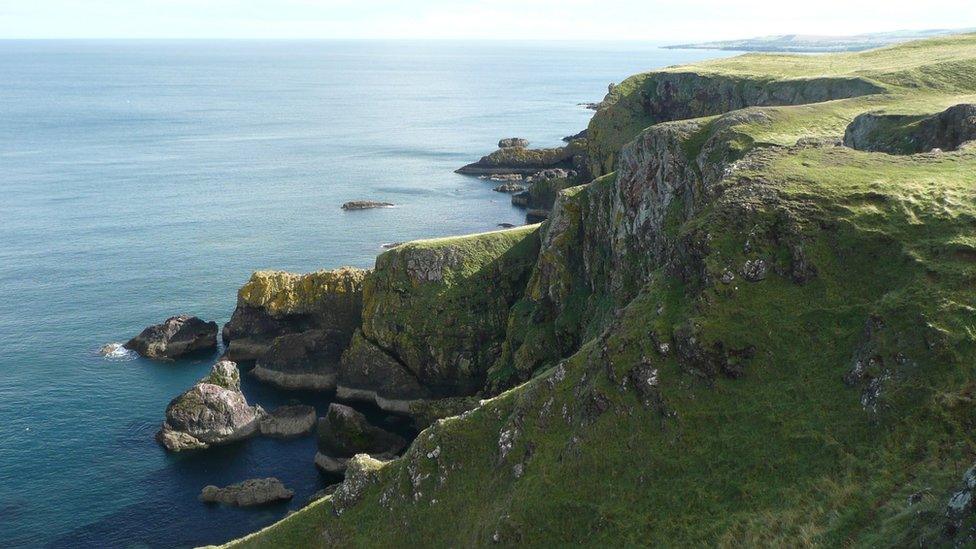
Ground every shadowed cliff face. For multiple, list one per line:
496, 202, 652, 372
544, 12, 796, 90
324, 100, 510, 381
229, 35, 976, 547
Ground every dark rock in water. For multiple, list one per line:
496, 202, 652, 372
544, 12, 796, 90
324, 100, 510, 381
314, 403, 407, 473
497, 223, 517, 229
526, 209, 550, 223
259, 404, 317, 438
511, 191, 530, 208
456, 141, 583, 176
381, 242, 403, 249
578, 101, 602, 110
199, 478, 293, 507
156, 361, 265, 452
124, 315, 217, 360
498, 138, 529, 148
493, 183, 526, 193
481, 173, 523, 182
341, 201, 394, 210
563, 129, 588, 142
336, 331, 431, 413
251, 329, 345, 391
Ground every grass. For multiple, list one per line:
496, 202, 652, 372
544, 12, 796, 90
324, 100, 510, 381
228, 34, 976, 547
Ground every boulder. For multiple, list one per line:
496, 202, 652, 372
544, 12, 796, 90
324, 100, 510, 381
124, 315, 217, 359
259, 404, 317, 438
155, 361, 265, 452
341, 201, 394, 210
493, 183, 526, 193
498, 138, 529, 148
199, 478, 293, 507
314, 403, 406, 473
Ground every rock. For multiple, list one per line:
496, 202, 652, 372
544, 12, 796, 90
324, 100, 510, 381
498, 138, 529, 148
155, 361, 265, 452
259, 404, 317, 438
124, 315, 217, 360
497, 223, 517, 229
314, 403, 406, 473
199, 478, 293, 507
525, 209, 549, 223
456, 142, 583, 176
740, 259, 769, 281
222, 268, 366, 366
493, 183, 526, 193
341, 201, 394, 210
844, 104, 976, 154
336, 331, 431, 413
251, 329, 344, 391
99, 343, 123, 356
482, 173, 523, 182
381, 242, 403, 249
562, 129, 588, 142
305, 484, 341, 506
511, 191, 530, 207
331, 454, 386, 515
578, 101, 602, 110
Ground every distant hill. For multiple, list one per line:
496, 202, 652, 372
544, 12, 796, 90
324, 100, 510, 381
666, 28, 976, 52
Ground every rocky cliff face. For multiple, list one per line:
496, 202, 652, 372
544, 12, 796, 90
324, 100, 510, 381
230, 35, 976, 547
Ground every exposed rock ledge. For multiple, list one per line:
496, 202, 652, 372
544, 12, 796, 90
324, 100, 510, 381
456, 138, 586, 176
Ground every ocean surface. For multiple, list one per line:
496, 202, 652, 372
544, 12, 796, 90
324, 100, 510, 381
0, 40, 735, 547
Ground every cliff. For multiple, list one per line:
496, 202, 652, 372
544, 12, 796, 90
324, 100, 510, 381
228, 34, 976, 546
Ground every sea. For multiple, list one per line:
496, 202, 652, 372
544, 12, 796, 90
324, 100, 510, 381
0, 40, 734, 547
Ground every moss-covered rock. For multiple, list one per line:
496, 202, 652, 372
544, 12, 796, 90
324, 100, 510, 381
456, 141, 585, 176
314, 403, 406, 473
361, 227, 541, 396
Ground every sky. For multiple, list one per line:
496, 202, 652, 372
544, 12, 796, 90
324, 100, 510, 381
1, 0, 975, 41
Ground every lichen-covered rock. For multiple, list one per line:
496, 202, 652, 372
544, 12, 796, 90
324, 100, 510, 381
361, 227, 540, 396
222, 268, 367, 389
155, 361, 264, 452
124, 315, 217, 359
315, 403, 406, 473
259, 404, 317, 438
199, 478, 293, 507
337, 331, 431, 413
331, 454, 386, 515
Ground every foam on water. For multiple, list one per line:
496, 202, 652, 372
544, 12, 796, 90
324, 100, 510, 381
97, 343, 139, 361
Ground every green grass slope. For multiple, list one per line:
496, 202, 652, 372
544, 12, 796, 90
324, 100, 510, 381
228, 34, 976, 547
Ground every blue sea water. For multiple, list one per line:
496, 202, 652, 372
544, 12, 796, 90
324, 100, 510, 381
0, 40, 735, 547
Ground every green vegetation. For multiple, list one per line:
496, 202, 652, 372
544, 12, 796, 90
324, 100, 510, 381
229, 34, 976, 547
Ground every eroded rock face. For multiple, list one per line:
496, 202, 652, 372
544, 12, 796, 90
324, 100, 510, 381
155, 361, 264, 452
222, 268, 367, 390
124, 315, 218, 359
199, 478, 293, 507
337, 331, 431, 413
315, 403, 406, 473
844, 103, 976, 154
259, 404, 317, 438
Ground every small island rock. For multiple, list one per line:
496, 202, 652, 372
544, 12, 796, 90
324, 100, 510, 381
124, 315, 218, 360
341, 201, 394, 210
199, 478, 294, 507
155, 361, 265, 452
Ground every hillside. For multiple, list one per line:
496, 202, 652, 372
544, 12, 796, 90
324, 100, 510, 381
225, 34, 976, 546
665, 28, 975, 53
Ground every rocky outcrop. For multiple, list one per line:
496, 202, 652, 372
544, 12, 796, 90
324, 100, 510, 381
511, 169, 580, 211
456, 140, 586, 176
222, 268, 367, 391
259, 404, 317, 438
199, 478, 294, 507
124, 315, 217, 359
493, 183, 526, 193
844, 103, 976, 154
360, 227, 540, 397
155, 361, 264, 452
498, 138, 529, 148
314, 403, 406, 473
342, 201, 394, 210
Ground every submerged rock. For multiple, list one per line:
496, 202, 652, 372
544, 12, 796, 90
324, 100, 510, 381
155, 361, 264, 452
314, 403, 406, 473
199, 478, 294, 507
341, 201, 394, 210
259, 404, 317, 438
124, 315, 218, 360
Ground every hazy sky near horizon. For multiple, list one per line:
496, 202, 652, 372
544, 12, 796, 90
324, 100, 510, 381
2, 1, 975, 41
